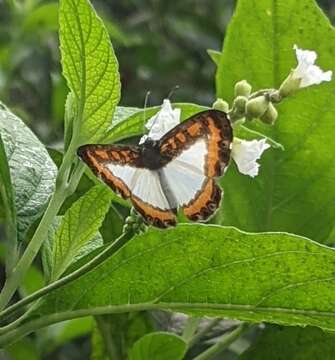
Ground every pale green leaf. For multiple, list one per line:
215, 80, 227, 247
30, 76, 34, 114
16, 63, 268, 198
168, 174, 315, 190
59, 0, 121, 144
50, 185, 111, 281
129, 332, 187, 360
0, 108, 57, 241
215, 0, 335, 243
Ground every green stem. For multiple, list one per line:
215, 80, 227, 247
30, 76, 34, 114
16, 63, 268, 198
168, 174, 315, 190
188, 318, 221, 349
193, 323, 248, 360
0, 304, 155, 347
0, 231, 133, 324
0, 143, 78, 311
182, 317, 200, 343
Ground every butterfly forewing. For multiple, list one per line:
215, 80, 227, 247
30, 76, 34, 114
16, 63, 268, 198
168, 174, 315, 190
159, 109, 233, 177
77, 109, 233, 228
77, 144, 177, 228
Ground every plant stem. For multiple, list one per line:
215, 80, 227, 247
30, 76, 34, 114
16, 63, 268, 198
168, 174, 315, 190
182, 317, 201, 343
0, 143, 78, 311
0, 231, 133, 324
188, 318, 221, 349
193, 323, 248, 360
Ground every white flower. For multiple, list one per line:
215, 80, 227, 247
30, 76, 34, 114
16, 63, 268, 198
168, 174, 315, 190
292, 45, 332, 88
231, 138, 270, 178
139, 99, 181, 144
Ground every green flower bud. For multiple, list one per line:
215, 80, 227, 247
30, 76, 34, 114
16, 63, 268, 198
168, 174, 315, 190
234, 80, 252, 97
212, 98, 229, 112
246, 95, 269, 119
233, 96, 247, 113
278, 71, 301, 98
260, 102, 278, 125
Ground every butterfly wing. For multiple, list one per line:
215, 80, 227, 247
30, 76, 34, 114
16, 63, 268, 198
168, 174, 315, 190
77, 144, 177, 228
78, 110, 232, 227
159, 109, 233, 221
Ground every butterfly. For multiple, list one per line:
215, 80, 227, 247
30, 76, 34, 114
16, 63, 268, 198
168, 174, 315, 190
77, 108, 233, 228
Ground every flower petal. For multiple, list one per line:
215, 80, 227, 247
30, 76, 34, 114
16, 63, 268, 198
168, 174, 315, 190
231, 138, 270, 178
139, 99, 181, 144
292, 45, 332, 88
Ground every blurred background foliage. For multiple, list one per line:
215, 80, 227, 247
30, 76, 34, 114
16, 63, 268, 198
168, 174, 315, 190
0, 0, 334, 146
0, 0, 335, 359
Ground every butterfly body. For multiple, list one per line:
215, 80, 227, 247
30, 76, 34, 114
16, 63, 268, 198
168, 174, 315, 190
137, 139, 169, 170
78, 109, 233, 228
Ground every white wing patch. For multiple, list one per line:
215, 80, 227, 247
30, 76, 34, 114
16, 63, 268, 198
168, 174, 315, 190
161, 139, 207, 207
106, 164, 170, 209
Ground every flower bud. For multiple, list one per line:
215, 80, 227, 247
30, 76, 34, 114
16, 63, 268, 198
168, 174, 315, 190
278, 71, 301, 98
233, 96, 247, 113
234, 80, 252, 97
260, 102, 278, 125
246, 96, 269, 119
212, 98, 229, 112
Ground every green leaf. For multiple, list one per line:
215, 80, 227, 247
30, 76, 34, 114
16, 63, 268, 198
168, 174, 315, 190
29, 225, 335, 333
0, 108, 57, 241
129, 332, 187, 360
239, 325, 335, 359
207, 49, 221, 66
215, 0, 335, 243
50, 185, 111, 281
59, 0, 121, 144
103, 103, 207, 143
42, 217, 61, 283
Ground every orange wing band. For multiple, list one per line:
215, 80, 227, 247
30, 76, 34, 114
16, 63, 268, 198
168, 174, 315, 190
183, 178, 222, 221
131, 196, 177, 228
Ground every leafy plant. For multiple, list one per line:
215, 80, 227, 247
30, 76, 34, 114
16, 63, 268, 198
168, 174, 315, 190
1, 0, 335, 359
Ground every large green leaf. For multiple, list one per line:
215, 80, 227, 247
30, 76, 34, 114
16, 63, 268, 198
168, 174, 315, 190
129, 332, 187, 360
50, 185, 111, 281
0, 108, 57, 241
59, 0, 121, 144
14, 225, 335, 339
239, 325, 335, 359
215, 0, 335, 243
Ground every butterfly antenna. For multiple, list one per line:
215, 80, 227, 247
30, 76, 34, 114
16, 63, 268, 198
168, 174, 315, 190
167, 85, 180, 100
143, 90, 151, 133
